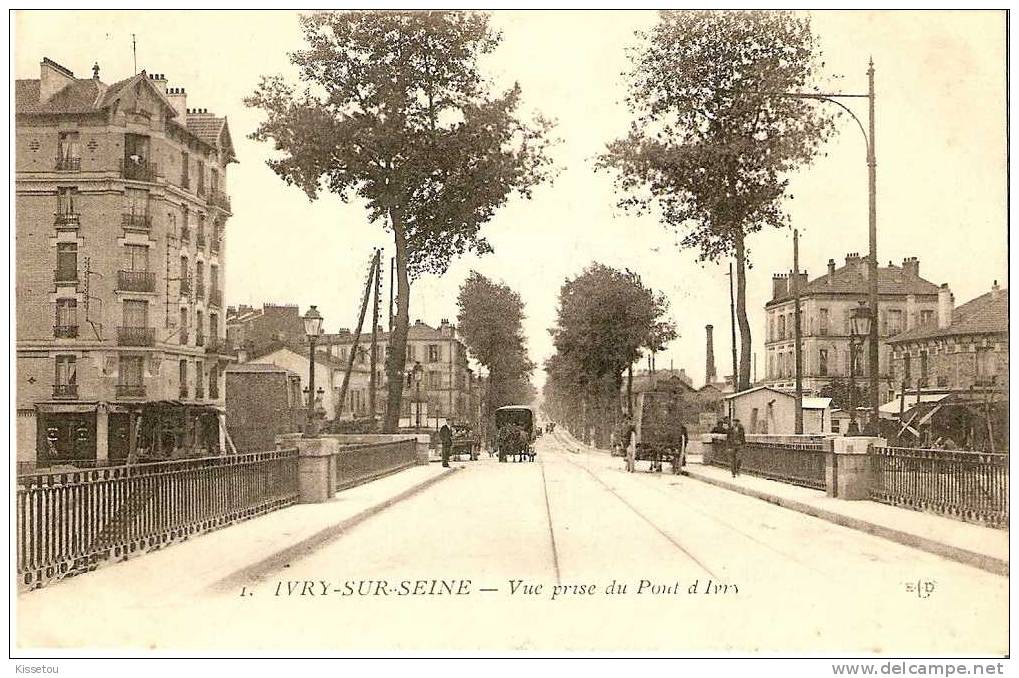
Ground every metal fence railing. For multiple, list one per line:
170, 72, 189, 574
705, 438, 827, 490
16, 449, 299, 591
870, 446, 1009, 529
334, 439, 418, 491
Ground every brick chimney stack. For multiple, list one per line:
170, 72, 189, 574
705, 324, 716, 385
772, 273, 788, 299
937, 283, 954, 329
902, 257, 920, 278
827, 258, 836, 283
40, 57, 75, 103
991, 280, 1000, 300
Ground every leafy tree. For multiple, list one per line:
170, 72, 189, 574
546, 263, 675, 446
247, 11, 555, 431
599, 10, 835, 391
456, 271, 536, 423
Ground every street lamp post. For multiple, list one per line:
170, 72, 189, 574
752, 59, 880, 425
302, 305, 324, 438
848, 301, 872, 435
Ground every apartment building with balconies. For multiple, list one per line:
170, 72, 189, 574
15, 58, 235, 469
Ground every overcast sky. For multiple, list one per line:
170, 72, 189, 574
15, 10, 1007, 388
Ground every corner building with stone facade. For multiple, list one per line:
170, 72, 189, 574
15, 58, 235, 469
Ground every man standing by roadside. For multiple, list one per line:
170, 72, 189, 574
729, 418, 746, 477
624, 416, 637, 473
439, 422, 453, 468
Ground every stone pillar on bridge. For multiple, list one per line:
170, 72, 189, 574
294, 436, 339, 503
826, 436, 885, 500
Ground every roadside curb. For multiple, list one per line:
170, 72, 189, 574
684, 467, 1009, 577
207, 467, 460, 592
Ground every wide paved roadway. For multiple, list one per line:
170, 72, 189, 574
201, 430, 1008, 653
18, 430, 1008, 653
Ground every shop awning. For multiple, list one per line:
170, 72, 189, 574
879, 393, 951, 415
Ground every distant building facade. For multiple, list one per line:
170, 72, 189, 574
321, 319, 477, 424
225, 303, 305, 359
887, 283, 1008, 393
764, 253, 944, 404
15, 59, 234, 469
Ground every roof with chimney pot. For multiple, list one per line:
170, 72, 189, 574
766, 255, 941, 307
887, 287, 1008, 344
17, 62, 235, 161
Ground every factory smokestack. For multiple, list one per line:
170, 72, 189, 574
705, 324, 717, 385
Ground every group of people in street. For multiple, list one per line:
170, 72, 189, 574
712, 417, 746, 478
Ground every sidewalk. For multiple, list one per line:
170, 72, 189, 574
18, 464, 456, 606
685, 462, 1009, 576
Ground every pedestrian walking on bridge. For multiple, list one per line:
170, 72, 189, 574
729, 418, 745, 478
439, 422, 452, 468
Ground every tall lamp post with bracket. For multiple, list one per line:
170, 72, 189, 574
302, 305, 324, 438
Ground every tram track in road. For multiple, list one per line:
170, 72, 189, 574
542, 431, 721, 581
549, 428, 827, 577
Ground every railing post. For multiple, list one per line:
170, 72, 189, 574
828, 436, 884, 500
294, 437, 339, 503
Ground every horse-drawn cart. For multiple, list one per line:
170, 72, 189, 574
635, 384, 691, 474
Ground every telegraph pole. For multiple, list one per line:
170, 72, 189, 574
368, 250, 382, 431
793, 229, 804, 434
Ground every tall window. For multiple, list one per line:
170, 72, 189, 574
920, 310, 934, 327
818, 348, 828, 376
179, 360, 188, 394
888, 309, 903, 336
123, 299, 148, 328
196, 360, 205, 395
919, 351, 929, 385
55, 355, 77, 386
210, 168, 219, 194
55, 299, 77, 336
124, 134, 150, 164
58, 131, 80, 164
210, 265, 219, 292
196, 261, 205, 295
976, 347, 997, 385
56, 242, 78, 281
196, 160, 206, 194
406, 344, 415, 361
181, 150, 190, 188
122, 244, 149, 272
818, 308, 829, 336
903, 352, 912, 385
180, 307, 189, 337
119, 355, 144, 386
57, 187, 77, 214
209, 312, 218, 340
125, 188, 149, 217
777, 315, 786, 340
428, 371, 442, 389
428, 344, 440, 362
196, 310, 204, 339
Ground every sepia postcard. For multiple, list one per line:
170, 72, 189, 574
9, 7, 1010, 666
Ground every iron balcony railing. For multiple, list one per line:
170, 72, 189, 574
54, 267, 78, 284
181, 174, 190, 191
208, 288, 222, 307
210, 237, 220, 254
180, 274, 192, 296
179, 386, 189, 399
209, 384, 220, 400
196, 231, 207, 248
116, 383, 146, 398
117, 326, 155, 347
180, 226, 191, 243
209, 190, 231, 212
52, 384, 78, 399
206, 337, 221, 354
54, 212, 80, 229
117, 270, 156, 293
54, 324, 78, 339
195, 282, 205, 300
179, 329, 189, 345
16, 450, 300, 590
122, 212, 152, 231
195, 388, 205, 400
120, 159, 158, 182
195, 332, 205, 347
55, 156, 81, 171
